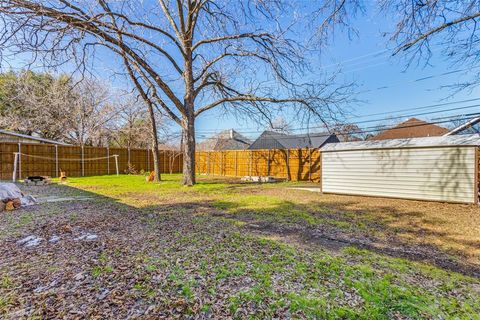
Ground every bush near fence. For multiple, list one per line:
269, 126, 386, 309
195, 149, 321, 182
0, 142, 183, 180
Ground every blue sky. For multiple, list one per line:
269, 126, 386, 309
194, 9, 480, 141
2, 2, 479, 142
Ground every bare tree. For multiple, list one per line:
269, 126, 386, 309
111, 95, 152, 149
269, 117, 292, 134
0, 1, 352, 185
0, 71, 117, 145
64, 78, 117, 146
314, 1, 480, 89
382, 1, 480, 91
331, 122, 365, 141
0, 71, 74, 140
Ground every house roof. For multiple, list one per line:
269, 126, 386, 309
369, 118, 449, 140
0, 129, 71, 145
321, 133, 480, 152
197, 129, 251, 151
248, 131, 339, 150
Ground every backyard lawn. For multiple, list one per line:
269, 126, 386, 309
1, 174, 480, 319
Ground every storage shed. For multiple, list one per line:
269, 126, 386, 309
320, 134, 480, 203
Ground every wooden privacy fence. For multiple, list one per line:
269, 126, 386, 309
195, 149, 321, 182
1, 142, 320, 182
0, 142, 182, 180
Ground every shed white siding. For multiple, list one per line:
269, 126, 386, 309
321, 146, 476, 203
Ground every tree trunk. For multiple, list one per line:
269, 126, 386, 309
182, 116, 196, 186
151, 141, 161, 181
147, 104, 161, 182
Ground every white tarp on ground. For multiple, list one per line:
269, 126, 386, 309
0, 183, 37, 206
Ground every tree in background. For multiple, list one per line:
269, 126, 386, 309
0, 1, 353, 185
0, 71, 172, 154
0, 70, 73, 140
0, 71, 117, 146
269, 117, 292, 134
113, 101, 152, 150
331, 123, 365, 142
63, 78, 118, 146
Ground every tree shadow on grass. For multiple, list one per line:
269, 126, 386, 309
5, 179, 480, 279
4, 179, 480, 319
209, 198, 480, 277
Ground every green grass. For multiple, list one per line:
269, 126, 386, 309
4, 174, 480, 318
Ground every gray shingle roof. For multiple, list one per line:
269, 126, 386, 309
249, 131, 339, 150
197, 129, 251, 151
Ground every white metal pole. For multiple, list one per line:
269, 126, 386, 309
81, 145, 85, 176
12, 152, 19, 182
107, 147, 110, 175
17, 143, 21, 179
114, 155, 119, 176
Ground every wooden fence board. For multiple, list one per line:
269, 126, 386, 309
194, 148, 321, 182
0, 142, 183, 180
1, 142, 320, 182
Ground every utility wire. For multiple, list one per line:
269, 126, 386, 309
356, 65, 480, 94
195, 113, 480, 142
193, 99, 480, 135
319, 49, 389, 70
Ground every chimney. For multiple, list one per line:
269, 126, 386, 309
230, 129, 234, 139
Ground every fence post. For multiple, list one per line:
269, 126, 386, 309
207, 152, 210, 175
147, 147, 150, 172
55, 145, 59, 178
221, 151, 224, 176
235, 151, 238, 177
107, 146, 110, 174
161, 150, 164, 173
12, 152, 19, 182
286, 149, 290, 181
249, 150, 253, 177
212, 152, 215, 175
17, 143, 21, 179
267, 149, 271, 176
81, 145, 85, 176
309, 148, 312, 182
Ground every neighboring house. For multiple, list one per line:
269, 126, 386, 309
0, 129, 70, 145
197, 129, 251, 151
369, 118, 449, 140
248, 130, 339, 150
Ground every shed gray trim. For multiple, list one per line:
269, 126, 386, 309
321, 134, 480, 152
0, 130, 71, 145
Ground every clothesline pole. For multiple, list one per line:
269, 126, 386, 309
12, 152, 19, 182
114, 155, 119, 176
